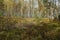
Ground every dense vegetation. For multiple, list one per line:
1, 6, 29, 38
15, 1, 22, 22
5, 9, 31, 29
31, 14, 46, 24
0, 0, 60, 40
0, 16, 60, 40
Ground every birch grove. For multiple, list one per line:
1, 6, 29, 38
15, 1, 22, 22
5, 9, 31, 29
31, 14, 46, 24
3, 0, 59, 19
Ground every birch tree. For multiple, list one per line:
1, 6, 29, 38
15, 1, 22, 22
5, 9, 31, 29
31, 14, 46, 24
38, 0, 45, 18
4, 0, 14, 16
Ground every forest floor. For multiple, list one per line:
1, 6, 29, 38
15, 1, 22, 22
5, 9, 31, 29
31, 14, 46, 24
0, 16, 60, 40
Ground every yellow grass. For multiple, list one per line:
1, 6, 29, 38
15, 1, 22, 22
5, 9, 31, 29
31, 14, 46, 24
3, 16, 52, 24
